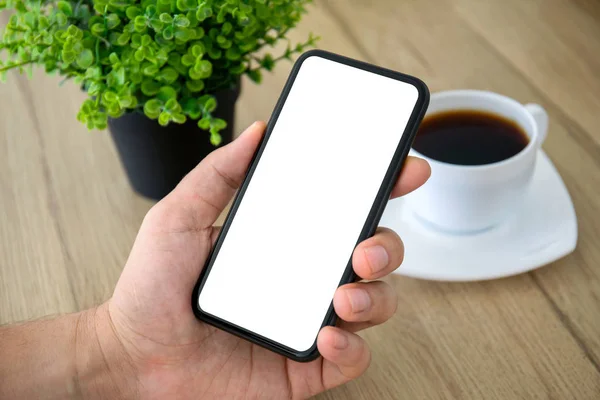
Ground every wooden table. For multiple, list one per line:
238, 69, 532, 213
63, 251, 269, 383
2, 1, 600, 398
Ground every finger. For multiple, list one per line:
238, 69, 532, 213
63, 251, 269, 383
318, 326, 371, 390
352, 227, 404, 280
167, 121, 266, 230
333, 281, 397, 324
390, 156, 431, 199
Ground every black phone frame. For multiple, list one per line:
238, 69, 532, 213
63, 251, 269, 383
192, 49, 430, 362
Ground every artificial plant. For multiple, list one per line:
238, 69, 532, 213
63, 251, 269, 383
0, 0, 317, 144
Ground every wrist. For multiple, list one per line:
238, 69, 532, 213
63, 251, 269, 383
75, 303, 139, 399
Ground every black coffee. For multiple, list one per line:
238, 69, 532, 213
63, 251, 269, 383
412, 110, 529, 165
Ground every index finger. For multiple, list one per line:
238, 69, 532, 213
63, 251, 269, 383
390, 156, 431, 199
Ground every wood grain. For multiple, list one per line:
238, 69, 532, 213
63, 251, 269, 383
452, 0, 600, 143
2, 1, 600, 399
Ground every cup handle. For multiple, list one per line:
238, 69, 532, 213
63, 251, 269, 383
524, 103, 548, 147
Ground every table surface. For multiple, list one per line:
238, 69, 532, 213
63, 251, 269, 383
2, 1, 600, 398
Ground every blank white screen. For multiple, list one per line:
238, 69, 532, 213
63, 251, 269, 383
198, 55, 419, 352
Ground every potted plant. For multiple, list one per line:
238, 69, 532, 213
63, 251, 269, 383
0, 0, 317, 199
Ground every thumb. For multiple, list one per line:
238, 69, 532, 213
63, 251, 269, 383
166, 120, 266, 229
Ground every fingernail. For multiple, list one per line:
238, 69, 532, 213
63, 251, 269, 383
333, 332, 349, 350
347, 288, 371, 313
364, 245, 389, 274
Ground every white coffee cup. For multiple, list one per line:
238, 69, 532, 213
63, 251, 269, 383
404, 90, 549, 234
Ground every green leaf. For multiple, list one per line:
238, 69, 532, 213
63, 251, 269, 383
95, 119, 108, 130
162, 26, 174, 40
134, 49, 145, 62
109, 32, 121, 45
176, 0, 196, 11
91, 23, 105, 35
198, 117, 210, 130
119, 96, 136, 108
141, 80, 161, 96
157, 0, 171, 13
87, 82, 104, 96
150, 19, 165, 32
247, 69, 262, 83
145, 99, 162, 112
56, 13, 68, 26
186, 11, 199, 27
134, 16, 148, 31
157, 86, 177, 102
23, 12, 36, 29
193, 60, 212, 79
239, 3, 252, 13
62, 49, 76, 64
219, 39, 232, 49
216, 7, 227, 23
115, 68, 126, 85
106, 14, 121, 30
204, 97, 216, 113
185, 66, 200, 79
260, 53, 275, 71
167, 53, 182, 65
109, 53, 120, 64
236, 12, 250, 26
225, 46, 242, 61
155, 49, 169, 66
126, 6, 142, 19
174, 15, 190, 27
199, 95, 216, 112
144, 99, 162, 119
142, 35, 152, 46
221, 22, 233, 35
76, 49, 94, 69
196, 5, 212, 21
158, 111, 170, 126
174, 28, 192, 42
185, 79, 204, 92
116, 32, 131, 45
143, 64, 159, 76
181, 99, 199, 118
103, 91, 118, 103
210, 118, 227, 131
181, 54, 195, 66
57, 1, 73, 16
193, 27, 205, 39
208, 28, 219, 40
158, 67, 178, 83
159, 13, 173, 23
85, 66, 102, 79
208, 48, 222, 59
191, 43, 205, 57
38, 16, 49, 30
172, 113, 186, 124
210, 132, 222, 146
164, 98, 179, 111
145, 4, 158, 16
144, 47, 157, 63
229, 63, 246, 74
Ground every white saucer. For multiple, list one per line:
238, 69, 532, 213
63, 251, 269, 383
379, 150, 578, 282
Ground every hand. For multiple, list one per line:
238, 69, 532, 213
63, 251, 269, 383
104, 121, 431, 399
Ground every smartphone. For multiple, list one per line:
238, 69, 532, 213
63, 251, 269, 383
192, 49, 429, 362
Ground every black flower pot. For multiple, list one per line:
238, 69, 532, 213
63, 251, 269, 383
108, 84, 240, 200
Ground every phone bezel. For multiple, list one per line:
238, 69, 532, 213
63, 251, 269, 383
191, 49, 430, 362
